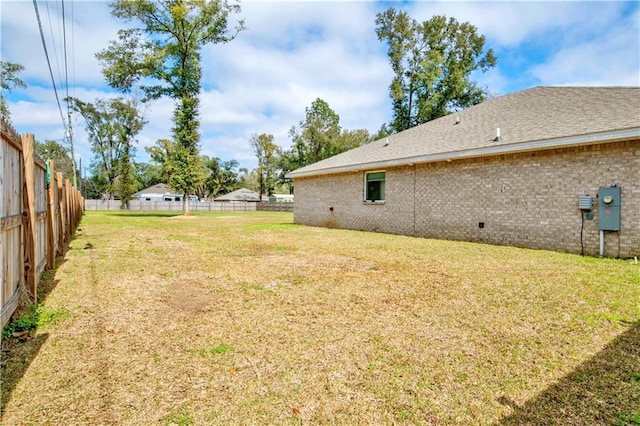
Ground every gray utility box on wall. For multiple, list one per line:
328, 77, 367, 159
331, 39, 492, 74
598, 186, 621, 231
579, 195, 593, 210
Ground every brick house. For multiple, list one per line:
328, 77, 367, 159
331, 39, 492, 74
287, 87, 640, 258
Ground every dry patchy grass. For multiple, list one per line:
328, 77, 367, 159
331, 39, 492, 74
1, 211, 639, 425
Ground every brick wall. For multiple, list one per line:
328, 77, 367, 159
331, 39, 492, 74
293, 140, 639, 258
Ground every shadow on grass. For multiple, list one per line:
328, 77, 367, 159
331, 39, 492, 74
0, 254, 67, 415
499, 321, 640, 425
107, 212, 184, 218
0, 333, 49, 415
38, 265, 65, 305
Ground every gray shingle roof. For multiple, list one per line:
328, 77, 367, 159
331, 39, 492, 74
132, 183, 179, 197
288, 86, 640, 178
214, 188, 263, 202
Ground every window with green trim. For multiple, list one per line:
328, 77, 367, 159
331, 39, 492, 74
365, 171, 385, 202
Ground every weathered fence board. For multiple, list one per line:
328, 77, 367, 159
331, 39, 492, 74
22, 133, 38, 297
1, 119, 84, 328
256, 202, 294, 212
1, 120, 24, 328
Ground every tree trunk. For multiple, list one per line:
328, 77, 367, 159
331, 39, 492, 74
183, 194, 190, 216
259, 171, 264, 200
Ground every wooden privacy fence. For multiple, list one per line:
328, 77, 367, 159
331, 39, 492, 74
1, 119, 83, 328
84, 199, 295, 212
256, 202, 294, 212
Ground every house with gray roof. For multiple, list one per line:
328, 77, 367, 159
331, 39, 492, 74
214, 188, 266, 202
132, 184, 195, 202
287, 87, 640, 258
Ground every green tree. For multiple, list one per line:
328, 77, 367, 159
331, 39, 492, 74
371, 123, 394, 141
339, 128, 371, 152
97, 0, 244, 215
145, 139, 175, 183
145, 138, 207, 198
276, 152, 295, 194
375, 9, 497, 132
249, 133, 281, 197
35, 139, 93, 199
288, 98, 340, 169
84, 174, 109, 200
238, 168, 290, 195
282, 98, 371, 178
190, 155, 239, 198
0, 61, 26, 122
200, 156, 240, 199
134, 161, 163, 189
235, 166, 252, 190
35, 139, 77, 182
116, 143, 137, 206
67, 96, 146, 206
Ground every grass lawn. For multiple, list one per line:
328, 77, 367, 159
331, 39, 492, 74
1, 210, 639, 425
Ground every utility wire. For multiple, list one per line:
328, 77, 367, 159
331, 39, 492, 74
61, 0, 77, 187
44, 0, 63, 88
70, 0, 76, 100
33, 0, 68, 138
70, 0, 82, 189
62, 0, 69, 119
34, 0, 77, 187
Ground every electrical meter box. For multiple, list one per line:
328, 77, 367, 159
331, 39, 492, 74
598, 186, 621, 231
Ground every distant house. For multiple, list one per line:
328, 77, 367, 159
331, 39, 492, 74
269, 194, 294, 203
214, 188, 266, 202
287, 87, 640, 258
132, 183, 196, 202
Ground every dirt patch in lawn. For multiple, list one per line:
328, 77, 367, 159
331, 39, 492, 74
165, 280, 212, 314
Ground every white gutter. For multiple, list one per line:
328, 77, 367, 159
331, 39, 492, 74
287, 127, 640, 179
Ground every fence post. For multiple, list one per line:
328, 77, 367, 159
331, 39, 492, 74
64, 179, 71, 244
21, 133, 37, 301
46, 160, 56, 268
57, 171, 65, 253
70, 185, 76, 229
76, 188, 81, 224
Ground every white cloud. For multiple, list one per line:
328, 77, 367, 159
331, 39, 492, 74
406, 1, 639, 92
408, 1, 627, 47
1, 1, 119, 87
12, 100, 65, 131
195, 0, 393, 161
530, 9, 640, 86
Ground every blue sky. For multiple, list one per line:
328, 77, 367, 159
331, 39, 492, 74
2, 1, 639, 173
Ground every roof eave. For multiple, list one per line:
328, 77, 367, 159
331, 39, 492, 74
286, 127, 640, 179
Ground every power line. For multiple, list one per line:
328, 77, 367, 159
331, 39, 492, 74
33, 0, 77, 187
61, 0, 77, 187
32, 0, 68, 138
70, 0, 76, 100
62, 0, 69, 113
44, 1, 63, 89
